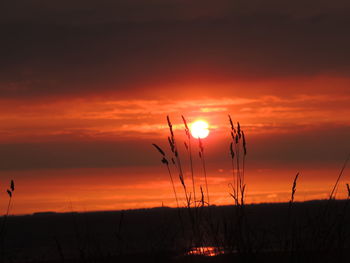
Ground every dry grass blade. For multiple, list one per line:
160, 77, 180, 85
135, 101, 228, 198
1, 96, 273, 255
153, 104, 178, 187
230, 142, 236, 192
230, 131, 235, 140
242, 131, 247, 156
166, 116, 190, 206
230, 142, 235, 159
152, 143, 165, 156
182, 115, 190, 138
1, 181, 15, 240
198, 138, 210, 205
329, 154, 350, 200
198, 138, 204, 153
200, 186, 205, 207
228, 115, 234, 131
167, 115, 174, 138
153, 143, 180, 208
346, 183, 350, 198
290, 172, 299, 204
182, 115, 196, 205
237, 122, 241, 138
228, 183, 238, 205
179, 173, 185, 187
168, 137, 175, 153
240, 184, 246, 206
182, 115, 189, 129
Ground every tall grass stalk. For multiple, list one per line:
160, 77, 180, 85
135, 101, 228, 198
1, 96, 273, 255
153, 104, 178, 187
167, 116, 190, 207
311, 154, 350, 252
329, 154, 350, 200
285, 173, 300, 254
289, 172, 299, 209
227, 116, 251, 255
153, 115, 350, 258
1, 180, 15, 236
198, 138, 210, 206
236, 122, 246, 205
242, 130, 247, 188
152, 144, 180, 208
0, 180, 15, 261
228, 116, 246, 207
182, 115, 196, 206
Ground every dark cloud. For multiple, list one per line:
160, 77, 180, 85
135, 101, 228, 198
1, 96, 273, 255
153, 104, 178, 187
0, 124, 348, 171
0, 140, 155, 171
1, 0, 350, 98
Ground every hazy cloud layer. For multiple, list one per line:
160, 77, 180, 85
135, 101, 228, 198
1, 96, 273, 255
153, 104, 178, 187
0, 93, 349, 171
0, 123, 348, 171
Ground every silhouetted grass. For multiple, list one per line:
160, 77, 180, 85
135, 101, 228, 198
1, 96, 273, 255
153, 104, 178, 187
1, 117, 350, 263
151, 115, 350, 262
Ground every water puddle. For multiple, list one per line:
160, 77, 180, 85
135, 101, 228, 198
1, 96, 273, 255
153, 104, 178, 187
187, 246, 224, 257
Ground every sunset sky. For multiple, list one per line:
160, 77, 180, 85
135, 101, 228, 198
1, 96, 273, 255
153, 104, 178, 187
0, 0, 349, 215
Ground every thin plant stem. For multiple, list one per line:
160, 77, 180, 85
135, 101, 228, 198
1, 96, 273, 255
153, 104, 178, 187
231, 157, 236, 201
199, 138, 209, 206
0, 196, 12, 261
166, 164, 180, 208
188, 139, 196, 206
175, 153, 190, 207
0, 197, 12, 236
202, 152, 209, 206
329, 154, 350, 200
235, 138, 241, 204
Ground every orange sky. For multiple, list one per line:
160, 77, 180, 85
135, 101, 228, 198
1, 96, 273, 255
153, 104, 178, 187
1, 78, 349, 215
0, 0, 350, 214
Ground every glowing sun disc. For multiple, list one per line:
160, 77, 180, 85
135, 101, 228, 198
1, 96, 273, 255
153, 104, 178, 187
190, 120, 210, 139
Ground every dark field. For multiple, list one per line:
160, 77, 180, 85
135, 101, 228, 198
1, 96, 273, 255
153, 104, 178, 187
2, 200, 350, 263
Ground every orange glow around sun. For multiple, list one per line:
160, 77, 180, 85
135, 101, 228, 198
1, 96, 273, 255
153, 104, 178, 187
190, 120, 210, 139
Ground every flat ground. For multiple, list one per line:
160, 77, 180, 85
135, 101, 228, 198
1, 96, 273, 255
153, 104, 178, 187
2, 200, 349, 262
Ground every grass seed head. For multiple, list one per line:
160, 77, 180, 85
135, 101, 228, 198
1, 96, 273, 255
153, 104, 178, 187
11, 180, 15, 192
291, 173, 299, 203
231, 131, 235, 140
167, 115, 174, 138
181, 115, 189, 129
228, 115, 234, 131
237, 122, 241, 138
242, 131, 247, 155
182, 115, 190, 138
230, 142, 235, 159
179, 174, 185, 188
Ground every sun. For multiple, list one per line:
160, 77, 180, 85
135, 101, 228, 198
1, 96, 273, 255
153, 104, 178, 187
190, 120, 210, 139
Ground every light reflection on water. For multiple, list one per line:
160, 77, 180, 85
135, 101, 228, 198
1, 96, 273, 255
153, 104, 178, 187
187, 246, 224, 257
